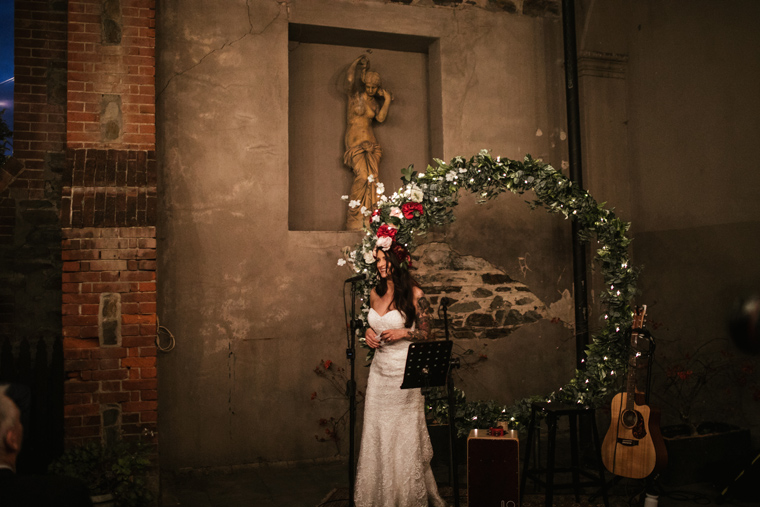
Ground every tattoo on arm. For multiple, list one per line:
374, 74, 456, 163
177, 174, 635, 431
409, 296, 434, 341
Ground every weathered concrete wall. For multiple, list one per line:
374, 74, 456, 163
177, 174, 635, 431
577, 0, 760, 443
624, 0, 760, 441
157, 0, 572, 468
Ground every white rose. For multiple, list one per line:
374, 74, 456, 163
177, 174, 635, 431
376, 183, 385, 194
376, 236, 393, 251
337, 258, 347, 266
367, 174, 375, 183
348, 199, 361, 208
409, 185, 424, 203
363, 250, 376, 264
372, 214, 381, 223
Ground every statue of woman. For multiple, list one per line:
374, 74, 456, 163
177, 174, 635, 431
344, 55, 392, 230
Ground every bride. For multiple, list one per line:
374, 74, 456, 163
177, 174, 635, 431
354, 243, 448, 507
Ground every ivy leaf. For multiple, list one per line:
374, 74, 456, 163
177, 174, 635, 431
401, 165, 417, 183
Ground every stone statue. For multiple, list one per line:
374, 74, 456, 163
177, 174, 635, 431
344, 55, 392, 230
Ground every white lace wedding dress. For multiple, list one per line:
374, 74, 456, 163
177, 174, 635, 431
354, 308, 448, 507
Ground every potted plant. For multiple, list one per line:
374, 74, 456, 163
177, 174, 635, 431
49, 439, 153, 506
652, 339, 757, 486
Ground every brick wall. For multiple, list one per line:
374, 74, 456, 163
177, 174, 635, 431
8, 0, 68, 200
1, 0, 67, 340
68, 0, 156, 150
61, 226, 157, 445
60, 0, 158, 449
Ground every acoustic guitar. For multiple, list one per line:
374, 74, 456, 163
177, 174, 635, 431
601, 305, 667, 479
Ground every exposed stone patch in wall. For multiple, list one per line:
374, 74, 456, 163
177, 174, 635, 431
413, 242, 568, 339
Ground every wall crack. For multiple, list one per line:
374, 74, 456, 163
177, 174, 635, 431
158, 2, 283, 98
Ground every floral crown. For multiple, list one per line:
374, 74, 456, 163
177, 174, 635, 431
389, 242, 412, 268
375, 222, 412, 268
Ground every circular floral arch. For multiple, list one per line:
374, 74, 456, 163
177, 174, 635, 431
340, 150, 637, 429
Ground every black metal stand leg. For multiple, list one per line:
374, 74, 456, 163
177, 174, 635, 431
521, 407, 536, 505
545, 414, 557, 507
569, 413, 581, 502
346, 282, 359, 507
447, 373, 460, 507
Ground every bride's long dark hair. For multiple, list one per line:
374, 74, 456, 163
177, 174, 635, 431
375, 247, 419, 329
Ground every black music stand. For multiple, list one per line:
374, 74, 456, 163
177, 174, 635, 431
401, 339, 461, 507
400, 340, 452, 391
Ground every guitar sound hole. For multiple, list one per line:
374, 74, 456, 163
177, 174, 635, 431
621, 410, 638, 428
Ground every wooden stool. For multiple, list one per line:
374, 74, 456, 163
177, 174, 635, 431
520, 402, 609, 507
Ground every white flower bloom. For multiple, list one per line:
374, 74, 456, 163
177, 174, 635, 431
409, 184, 424, 203
376, 183, 385, 194
337, 258, 347, 266
380, 195, 388, 202
341, 195, 349, 201
361, 206, 371, 217
445, 171, 456, 182
363, 250, 376, 264
458, 168, 467, 173
390, 207, 403, 219
372, 214, 381, 223
376, 236, 393, 250
367, 174, 375, 183
348, 199, 361, 208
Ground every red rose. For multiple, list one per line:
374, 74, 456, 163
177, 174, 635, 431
391, 244, 412, 267
401, 202, 424, 219
372, 208, 381, 218
324, 359, 332, 369
377, 224, 397, 239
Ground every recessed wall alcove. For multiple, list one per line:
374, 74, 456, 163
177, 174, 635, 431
288, 24, 442, 231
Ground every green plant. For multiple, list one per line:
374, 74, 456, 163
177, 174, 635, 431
0, 108, 11, 166
654, 339, 759, 436
311, 359, 365, 454
49, 440, 153, 506
426, 387, 544, 437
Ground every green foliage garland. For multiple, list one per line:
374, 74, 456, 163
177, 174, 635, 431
340, 150, 637, 429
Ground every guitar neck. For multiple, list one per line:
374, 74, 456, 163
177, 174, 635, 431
625, 305, 647, 410
625, 339, 638, 410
